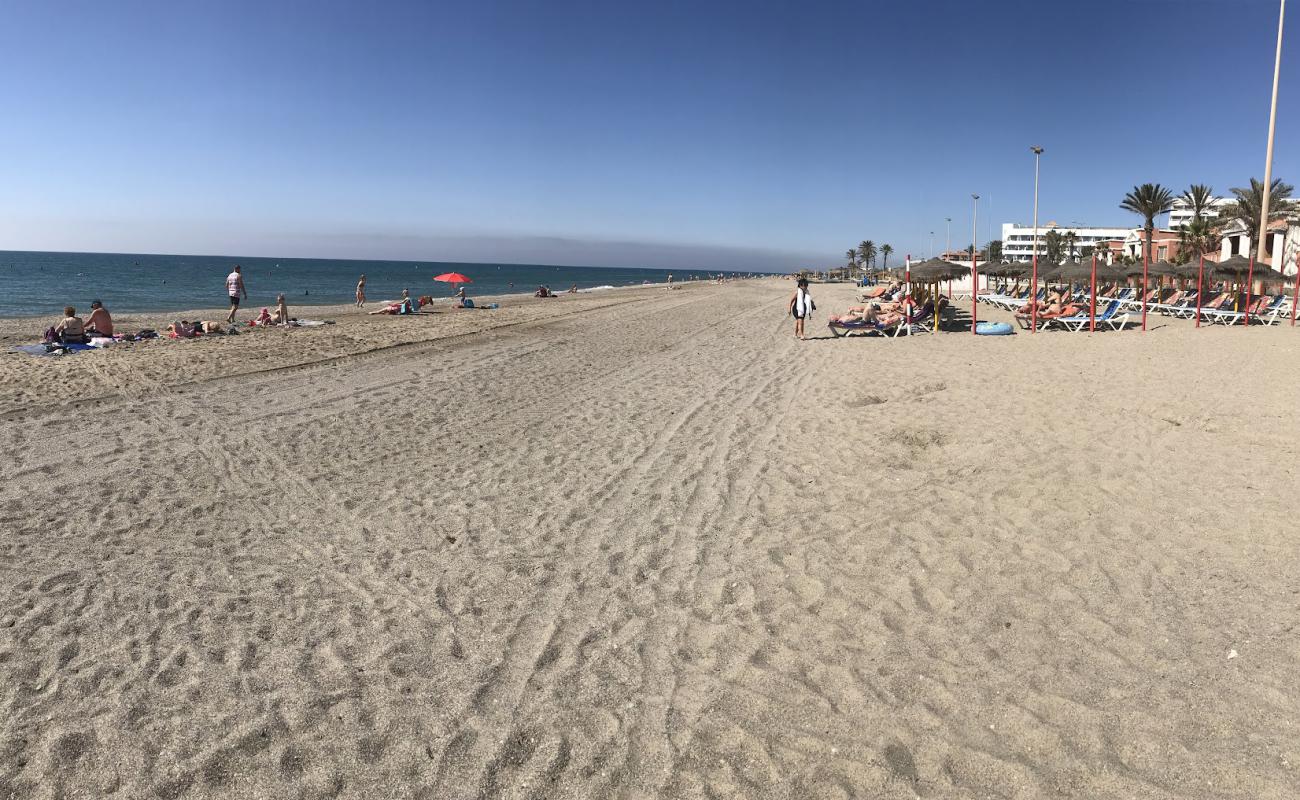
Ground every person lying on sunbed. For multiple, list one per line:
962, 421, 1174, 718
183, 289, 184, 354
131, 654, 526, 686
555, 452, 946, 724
829, 304, 882, 324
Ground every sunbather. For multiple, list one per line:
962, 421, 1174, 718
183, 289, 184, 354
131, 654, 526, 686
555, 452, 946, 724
829, 304, 881, 324
270, 294, 290, 324
84, 300, 113, 336
167, 320, 199, 338
55, 307, 88, 344
368, 289, 419, 315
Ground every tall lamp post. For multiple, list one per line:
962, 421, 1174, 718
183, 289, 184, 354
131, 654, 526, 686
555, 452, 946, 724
971, 194, 980, 334
929, 231, 935, 260
1252, 0, 1286, 326
1030, 146, 1044, 332
945, 217, 952, 257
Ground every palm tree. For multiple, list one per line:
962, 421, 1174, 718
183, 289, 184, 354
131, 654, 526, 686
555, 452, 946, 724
1043, 229, 1065, 262
845, 249, 857, 269
1177, 216, 1221, 264
985, 240, 1002, 261
1064, 231, 1078, 261
1120, 183, 1176, 265
880, 244, 893, 271
1219, 178, 1294, 258
1181, 184, 1216, 221
857, 240, 876, 270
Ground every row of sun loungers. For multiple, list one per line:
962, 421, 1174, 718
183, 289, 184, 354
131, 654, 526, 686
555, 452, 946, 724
982, 284, 1294, 327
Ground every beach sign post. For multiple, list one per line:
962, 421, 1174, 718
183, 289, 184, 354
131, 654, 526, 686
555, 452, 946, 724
1195, 255, 1205, 329
1089, 253, 1097, 333
971, 193, 979, 335
1141, 247, 1150, 331
1245, 255, 1255, 327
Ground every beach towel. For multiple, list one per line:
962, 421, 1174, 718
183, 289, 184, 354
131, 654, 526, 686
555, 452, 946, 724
12, 342, 96, 357
793, 288, 815, 318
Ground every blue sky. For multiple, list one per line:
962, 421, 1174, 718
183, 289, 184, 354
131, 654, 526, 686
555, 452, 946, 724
0, 0, 1293, 270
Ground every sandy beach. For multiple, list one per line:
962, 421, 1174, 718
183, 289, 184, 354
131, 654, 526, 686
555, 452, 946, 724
2, 279, 1298, 799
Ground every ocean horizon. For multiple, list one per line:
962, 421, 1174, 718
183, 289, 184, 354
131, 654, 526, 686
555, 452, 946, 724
0, 250, 764, 318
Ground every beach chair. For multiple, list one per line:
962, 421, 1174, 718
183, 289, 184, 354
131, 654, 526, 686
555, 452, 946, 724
1046, 300, 1133, 332
1252, 295, 1287, 325
1172, 292, 1228, 320
1202, 296, 1270, 325
828, 319, 887, 337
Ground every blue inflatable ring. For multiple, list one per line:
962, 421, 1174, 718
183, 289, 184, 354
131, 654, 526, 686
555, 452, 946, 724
975, 322, 1014, 336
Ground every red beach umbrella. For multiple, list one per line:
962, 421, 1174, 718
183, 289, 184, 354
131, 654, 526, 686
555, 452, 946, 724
434, 272, 473, 284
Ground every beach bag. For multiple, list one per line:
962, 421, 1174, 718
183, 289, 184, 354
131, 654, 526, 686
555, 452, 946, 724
43, 326, 58, 344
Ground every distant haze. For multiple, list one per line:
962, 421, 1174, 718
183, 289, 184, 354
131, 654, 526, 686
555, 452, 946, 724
0, 217, 814, 272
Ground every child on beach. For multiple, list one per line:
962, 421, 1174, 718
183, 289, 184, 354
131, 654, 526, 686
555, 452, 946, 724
789, 278, 815, 340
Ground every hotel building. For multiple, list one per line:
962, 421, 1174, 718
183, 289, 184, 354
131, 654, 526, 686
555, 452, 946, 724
1000, 222, 1132, 262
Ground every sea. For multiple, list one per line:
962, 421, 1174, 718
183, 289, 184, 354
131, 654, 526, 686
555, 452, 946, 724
0, 250, 741, 318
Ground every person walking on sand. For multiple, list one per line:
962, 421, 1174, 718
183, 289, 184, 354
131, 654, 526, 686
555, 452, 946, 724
789, 277, 815, 340
225, 265, 247, 324
356, 274, 367, 307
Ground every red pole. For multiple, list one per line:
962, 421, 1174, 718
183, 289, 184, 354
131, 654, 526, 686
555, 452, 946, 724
1030, 252, 1039, 332
1141, 243, 1149, 331
1089, 253, 1097, 332
1245, 254, 1255, 326
1195, 254, 1205, 329
1292, 251, 1299, 326
971, 251, 979, 334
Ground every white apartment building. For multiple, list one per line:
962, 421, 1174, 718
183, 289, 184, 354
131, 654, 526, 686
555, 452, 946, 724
1167, 197, 1232, 230
1000, 222, 1131, 261
1168, 195, 1299, 229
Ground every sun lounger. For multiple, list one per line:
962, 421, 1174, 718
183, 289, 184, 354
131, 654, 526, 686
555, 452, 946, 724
1046, 300, 1133, 331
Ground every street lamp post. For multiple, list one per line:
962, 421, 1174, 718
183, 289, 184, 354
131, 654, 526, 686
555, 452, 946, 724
1030, 146, 1044, 332
1252, 0, 1286, 326
945, 217, 952, 258
929, 232, 935, 260
971, 194, 980, 334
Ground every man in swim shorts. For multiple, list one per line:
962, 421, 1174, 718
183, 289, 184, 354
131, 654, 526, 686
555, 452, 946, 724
225, 265, 247, 324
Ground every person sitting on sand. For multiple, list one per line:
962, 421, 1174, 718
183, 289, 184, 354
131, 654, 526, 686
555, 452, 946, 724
55, 306, 88, 343
535, 285, 555, 298
568, 284, 578, 294
270, 293, 290, 324
84, 300, 113, 336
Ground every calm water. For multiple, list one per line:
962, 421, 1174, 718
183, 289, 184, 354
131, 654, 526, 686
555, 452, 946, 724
0, 251, 736, 318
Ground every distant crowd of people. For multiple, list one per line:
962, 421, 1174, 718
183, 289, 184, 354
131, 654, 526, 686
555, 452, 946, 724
46, 266, 757, 344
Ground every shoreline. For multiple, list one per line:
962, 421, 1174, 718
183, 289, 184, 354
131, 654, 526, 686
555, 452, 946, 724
0, 278, 713, 323
0, 278, 773, 345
